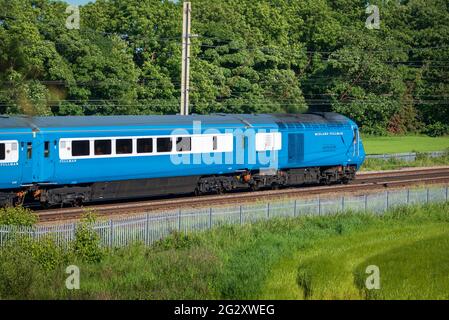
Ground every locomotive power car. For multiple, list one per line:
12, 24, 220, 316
0, 113, 365, 207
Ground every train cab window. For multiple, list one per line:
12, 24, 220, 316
213, 136, 218, 151
0, 143, 5, 160
176, 137, 191, 152
116, 139, 133, 155
44, 141, 50, 158
137, 138, 153, 154
94, 140, 112, 156
157, 138, 173, 153
27, 142, 32, 159
72, 141, 90, 157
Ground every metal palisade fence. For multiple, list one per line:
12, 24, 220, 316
366, 151, 447, 162
0, 185, 448, 248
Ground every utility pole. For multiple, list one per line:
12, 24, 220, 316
180, 1, 192, 115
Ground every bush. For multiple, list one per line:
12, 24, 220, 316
71, 211, 104, 263
0, 206, 38, 227
26, 237, 67, 272
0, 240, 40, 299
423, 122, 449, 137
0, 236, 69, 299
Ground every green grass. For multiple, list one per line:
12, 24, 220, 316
354, 235, 449, 300
362, 135, 449, 154
361, 152, 449, 171
1, 203, 449, 300
261, 223, 449, 300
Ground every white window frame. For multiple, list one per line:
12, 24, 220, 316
0, 140, 19, 163
59, 134, 234, 160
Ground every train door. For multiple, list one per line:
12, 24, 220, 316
37, 137, 56, 182
20, 140, 36, 184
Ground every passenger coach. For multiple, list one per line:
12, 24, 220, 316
0, 113, 365, 207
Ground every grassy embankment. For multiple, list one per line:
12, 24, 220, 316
361, 135, 449, 171
1, 203, 448, 300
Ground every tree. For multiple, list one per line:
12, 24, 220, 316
0, 0, 447, 136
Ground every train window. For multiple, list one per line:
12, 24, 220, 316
137, 138, 153, 154
116, 139, 133, 155
44, 141, 50, 158
95, 140, 112, 156
213, 136, 218, 151
27, 142, 32, 159
0, 143, 5, 160
72, 141, 90, 157
157, 138, 173, 153
176, 137, 191, 152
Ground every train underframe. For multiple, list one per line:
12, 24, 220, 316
0, 165, 357, 208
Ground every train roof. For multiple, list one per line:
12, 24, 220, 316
0, 113, 351, 130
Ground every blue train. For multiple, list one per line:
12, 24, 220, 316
0, 113, 365, 207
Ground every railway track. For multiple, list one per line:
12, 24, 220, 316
37, 167, 449, 223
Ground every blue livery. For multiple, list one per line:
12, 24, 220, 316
0, 113, 365, 206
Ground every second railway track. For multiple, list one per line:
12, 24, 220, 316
38, 166, 449, 223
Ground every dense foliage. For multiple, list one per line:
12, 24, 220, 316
0, 0, 448, 135
0, 206, 38, 226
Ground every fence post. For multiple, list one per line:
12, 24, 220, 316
294, 200, 297, 217
239, 205, 243, 225
267, 203, 270, 219
178, 209, 182, 232
209, 208, 213, 229
386, 191, 390, 210
145, 214, 150, 245
364, 194, 368, 212
341, 197, 345, 212
109, 219, 113, 248
427, 188, 430, 203
407, 189, 410, 204
318, 197, 321, 216
446, 186, 448, 202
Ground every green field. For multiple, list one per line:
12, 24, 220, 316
362, 136, 449, 155
261, 223, 449, 299
1, 202, 449, 300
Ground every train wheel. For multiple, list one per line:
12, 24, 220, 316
74, 198, 84, 207
216, 186, 224, 195
40, 201, 51, 209
250, 183, 260, 192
